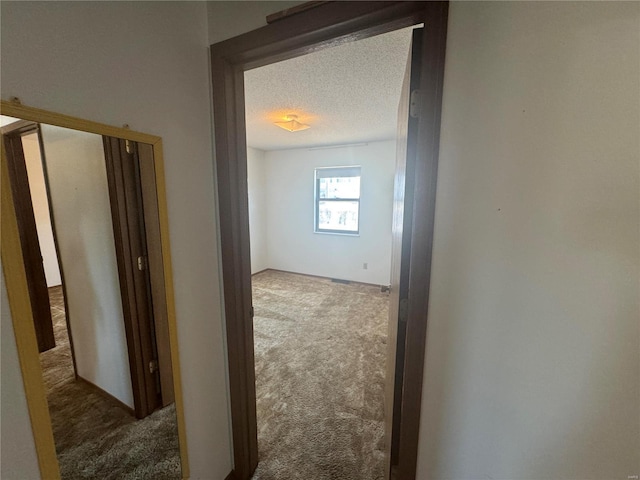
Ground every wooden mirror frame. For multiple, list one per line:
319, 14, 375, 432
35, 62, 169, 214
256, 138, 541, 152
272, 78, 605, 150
1, 100, 190, 479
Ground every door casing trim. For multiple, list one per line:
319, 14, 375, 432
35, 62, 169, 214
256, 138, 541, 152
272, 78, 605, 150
210, 2, 449, 479
2, 121, 57, 353
0, 100, 190, 480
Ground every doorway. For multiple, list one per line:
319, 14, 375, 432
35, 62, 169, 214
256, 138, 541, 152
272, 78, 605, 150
210, 2, 448, 479
243, 25, 415, 478
0, 106, 189, 479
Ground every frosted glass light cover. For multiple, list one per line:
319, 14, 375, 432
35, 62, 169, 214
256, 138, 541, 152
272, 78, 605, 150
274, 114, 310, 132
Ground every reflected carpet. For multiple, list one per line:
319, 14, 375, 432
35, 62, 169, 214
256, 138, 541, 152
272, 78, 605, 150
251, 270, 389, 480
41, 286, 181, 479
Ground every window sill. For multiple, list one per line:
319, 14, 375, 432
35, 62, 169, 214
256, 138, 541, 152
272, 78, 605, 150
314, 230, 360, 237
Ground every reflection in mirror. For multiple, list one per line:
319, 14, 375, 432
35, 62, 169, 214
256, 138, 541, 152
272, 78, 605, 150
1, 115, 182, 479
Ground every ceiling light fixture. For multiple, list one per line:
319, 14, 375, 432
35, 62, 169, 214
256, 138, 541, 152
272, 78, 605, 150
274, 114, 310, 132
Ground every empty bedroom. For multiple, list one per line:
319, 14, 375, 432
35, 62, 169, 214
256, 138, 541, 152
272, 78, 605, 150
242, 25, 417, 479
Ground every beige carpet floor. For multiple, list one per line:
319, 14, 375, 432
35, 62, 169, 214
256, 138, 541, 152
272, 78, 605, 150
251, 270, 390, 480
41, 286, 181, 479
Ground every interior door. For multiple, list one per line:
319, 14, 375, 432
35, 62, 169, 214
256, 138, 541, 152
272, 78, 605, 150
136, 142, 175, 407
385, 26, 423, 478
2, 122, 56, 353
103, 136, 161, 418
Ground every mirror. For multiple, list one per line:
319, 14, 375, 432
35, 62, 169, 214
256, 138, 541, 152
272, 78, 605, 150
1, 111, 185, 479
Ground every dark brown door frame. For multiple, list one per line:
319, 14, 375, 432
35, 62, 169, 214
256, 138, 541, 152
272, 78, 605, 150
2, 121, 57, 353
210, 2, 448, 479
387, 26, 424, 472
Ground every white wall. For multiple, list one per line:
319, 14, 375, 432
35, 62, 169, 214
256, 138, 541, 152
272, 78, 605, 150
40, 125, 134, 408
247, 147, 268, 274
417, 2, 640, 479
22, 134, 61, 287
207, 1, 303, 45
263, 141, 395, 285
1, 2, 232, 478
1, 269, 41, 480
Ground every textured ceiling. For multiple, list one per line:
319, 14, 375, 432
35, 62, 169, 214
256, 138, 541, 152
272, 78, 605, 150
244, 26, 416, 151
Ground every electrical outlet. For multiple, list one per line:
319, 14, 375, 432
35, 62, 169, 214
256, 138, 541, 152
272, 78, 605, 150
363, 263, 368, 270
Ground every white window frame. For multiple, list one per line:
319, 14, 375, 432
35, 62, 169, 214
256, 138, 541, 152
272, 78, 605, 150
314, 165, 361, 235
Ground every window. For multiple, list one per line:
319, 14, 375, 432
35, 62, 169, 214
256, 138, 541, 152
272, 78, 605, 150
314, 166, 361, 235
